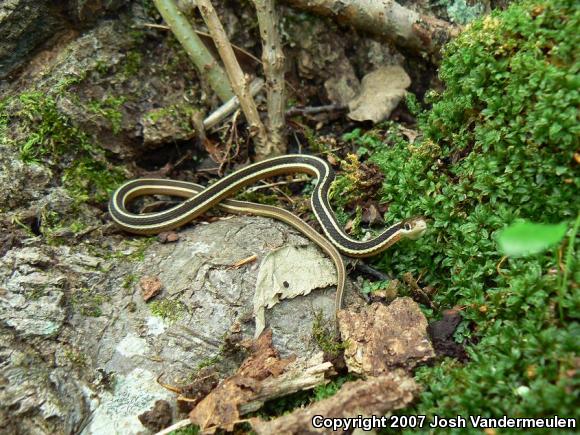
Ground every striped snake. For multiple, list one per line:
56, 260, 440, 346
109, 154, 427, 319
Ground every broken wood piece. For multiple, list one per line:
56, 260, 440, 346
250, 371, 419, 434
338, 298, 435, 376
228, 254, 258, 269
188, 330, 293, 432
239, 352, 333, 414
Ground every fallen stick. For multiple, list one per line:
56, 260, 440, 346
283, 0, 459, 58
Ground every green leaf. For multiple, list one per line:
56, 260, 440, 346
497, 221, 568, 257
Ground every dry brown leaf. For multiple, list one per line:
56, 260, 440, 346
348, 65, 411, 123
139, 276, 163, 301
338, 298, 435, 376
189, 330, 295, 433
250, 371, 419, 434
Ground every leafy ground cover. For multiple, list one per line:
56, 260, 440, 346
336, 0, 578, 426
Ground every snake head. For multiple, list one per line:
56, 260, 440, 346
401, 217, 428, 240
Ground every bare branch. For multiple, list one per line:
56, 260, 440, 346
195, 0, 272, 158
254, 0, 287, 155
153, 0, 234, 102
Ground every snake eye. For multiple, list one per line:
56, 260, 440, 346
404, 223, 412, 231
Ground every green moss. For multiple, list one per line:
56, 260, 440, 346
149, 298, 187, 323
2, 91, 127, 209
123, 51, 143, 76
170, 425, 200, 435
337, 0, 579, 421
311, 311, 346, 357
72, 287, 108, 317
145, 103, 196, 133
88, 95, 126, 134
196, 355, 221, 370
7, 92, 92, 163
99, 237, 155, 262
122, 274, 138, 290
62, 157, 126, 204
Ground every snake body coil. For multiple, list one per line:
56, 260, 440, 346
109, 154, 427, 313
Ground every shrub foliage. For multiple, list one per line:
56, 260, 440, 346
343, 0, 579, 420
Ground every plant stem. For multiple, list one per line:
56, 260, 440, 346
559, 213, 580, 320
153, 0, 234, 102
195, 0, 270, 157
254, 0, 287, 155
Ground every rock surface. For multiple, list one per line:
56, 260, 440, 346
0, 215, 342, 433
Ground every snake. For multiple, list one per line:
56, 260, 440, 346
108, 154, 427, 317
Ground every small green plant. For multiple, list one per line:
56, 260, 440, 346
311, 311, 346, 357
149, 298, 187, 323
313, 374, 358, 401
336, 0, 579, 421
496, 221, 569, 257
121, 274, 138, 290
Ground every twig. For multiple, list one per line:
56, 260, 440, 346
286, 104, 348, 118
195, 0, 270, 157
246, 177, 308, 193
254, 0, 287, 155
141, 23, 263, 66
152, 0, 234, 102
354, 261, 393, 281
203, 78, 264, 130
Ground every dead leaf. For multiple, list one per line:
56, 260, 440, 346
140, 276, 163, 302
189, 330, 296, 433
427, 307, 468, 361
338, 298, 435, 376
250, 371, 419, 434
253, 245, 336, 337
348, 65, 411, 123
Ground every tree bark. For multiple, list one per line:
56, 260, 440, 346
283, 0, 459, 59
